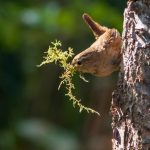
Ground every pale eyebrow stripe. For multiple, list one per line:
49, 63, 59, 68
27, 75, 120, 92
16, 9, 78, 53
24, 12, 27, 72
78, 53, 92, 62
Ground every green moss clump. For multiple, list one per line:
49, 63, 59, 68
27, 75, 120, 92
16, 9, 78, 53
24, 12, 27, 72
38, 40, 100, 116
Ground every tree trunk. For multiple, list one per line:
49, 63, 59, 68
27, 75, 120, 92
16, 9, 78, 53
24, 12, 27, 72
111, 0, 150, 149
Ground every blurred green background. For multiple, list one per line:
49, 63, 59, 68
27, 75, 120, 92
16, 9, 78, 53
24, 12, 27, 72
0, 0, 125, 150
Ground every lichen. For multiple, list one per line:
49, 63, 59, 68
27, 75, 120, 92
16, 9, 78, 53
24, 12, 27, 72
38, 40, 100, 116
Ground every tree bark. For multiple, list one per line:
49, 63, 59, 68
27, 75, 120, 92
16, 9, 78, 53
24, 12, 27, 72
111, 0, 150, 149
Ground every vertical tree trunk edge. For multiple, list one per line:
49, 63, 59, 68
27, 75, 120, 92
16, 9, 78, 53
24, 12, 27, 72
111, 0, 150, 150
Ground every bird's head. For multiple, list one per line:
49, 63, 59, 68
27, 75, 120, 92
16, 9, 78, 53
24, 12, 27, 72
72, 13, 122, 77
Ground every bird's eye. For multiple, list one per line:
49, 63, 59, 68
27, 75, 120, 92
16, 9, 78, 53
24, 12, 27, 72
77, 60, 82, 65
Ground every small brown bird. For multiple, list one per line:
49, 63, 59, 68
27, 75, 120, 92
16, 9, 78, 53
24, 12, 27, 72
72, 13, 122, 77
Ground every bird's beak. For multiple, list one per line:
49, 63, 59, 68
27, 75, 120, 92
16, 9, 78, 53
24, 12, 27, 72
71, 58, 76, 66
71, 54, 80, 66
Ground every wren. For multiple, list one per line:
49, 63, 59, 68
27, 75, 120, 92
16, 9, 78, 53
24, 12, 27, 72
72, 13, 122, 77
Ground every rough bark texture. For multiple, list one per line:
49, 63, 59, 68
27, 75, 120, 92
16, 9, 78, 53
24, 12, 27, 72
111, 0, 150, 149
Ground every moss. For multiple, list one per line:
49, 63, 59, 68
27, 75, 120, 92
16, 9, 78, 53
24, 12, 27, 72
38, 40, 100, 116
